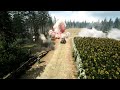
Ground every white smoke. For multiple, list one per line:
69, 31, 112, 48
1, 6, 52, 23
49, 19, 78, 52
40, 34, 47, 43
78, 28, 106, 38
107, 28, 120, 40
78, 28, 120, 40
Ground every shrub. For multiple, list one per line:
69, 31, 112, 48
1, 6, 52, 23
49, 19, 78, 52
0, 46, 30, 78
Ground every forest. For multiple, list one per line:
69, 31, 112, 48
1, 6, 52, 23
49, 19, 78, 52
65, 17, 120, 33
0, 11, 53, 78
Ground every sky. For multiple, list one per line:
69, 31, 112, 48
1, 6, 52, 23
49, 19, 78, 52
49, 11, 120, 22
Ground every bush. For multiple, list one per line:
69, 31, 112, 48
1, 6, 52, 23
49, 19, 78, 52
0, 46, 30, 78
74, 37, 120, 79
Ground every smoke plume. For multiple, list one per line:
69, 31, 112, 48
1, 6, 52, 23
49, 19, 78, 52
78, 28, 120, 40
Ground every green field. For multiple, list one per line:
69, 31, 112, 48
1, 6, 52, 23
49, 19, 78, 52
74, 37, 120, 79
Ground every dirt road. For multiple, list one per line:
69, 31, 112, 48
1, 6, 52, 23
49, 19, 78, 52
20, 28, 80, 79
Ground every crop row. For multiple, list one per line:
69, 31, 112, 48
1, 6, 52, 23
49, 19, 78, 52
73, 37, 120, 79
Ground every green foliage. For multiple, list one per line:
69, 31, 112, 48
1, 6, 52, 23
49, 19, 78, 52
0, 11, 16, 48
0, 46, 30, 78
101, 18, 109, 33
65, 17, 120, 33
12, 12, 26, 39
0, 11, 53, 78
0, 11, 30, 78
114, 17, 120, 29
74, 37, 120, 79
24, 11, 53, 43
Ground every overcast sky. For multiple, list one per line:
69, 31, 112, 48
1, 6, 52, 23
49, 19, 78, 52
49, 11, 120, 22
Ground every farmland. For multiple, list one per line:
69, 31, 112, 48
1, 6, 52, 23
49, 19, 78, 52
73, 37, 120, 79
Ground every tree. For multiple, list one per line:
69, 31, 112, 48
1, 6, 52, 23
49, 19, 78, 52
114, 17, 120, 29
25, 11, 40, 43
12, 12, 26, 39
0, 11, 15, 48
108, 18, 114, 30
101, 18, 109, 33
44, 15, 53, 38
23, 11, 53, 43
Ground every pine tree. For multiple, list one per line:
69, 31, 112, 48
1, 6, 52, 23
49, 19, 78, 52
101, 18, 109, 33
114, 17, 120, 29
108, 18, 113, 30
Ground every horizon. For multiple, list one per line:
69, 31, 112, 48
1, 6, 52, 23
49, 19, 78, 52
49, 11, 120, 23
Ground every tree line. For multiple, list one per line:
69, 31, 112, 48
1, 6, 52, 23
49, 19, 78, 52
65, 17, 120, 33
10, 11, 53, 43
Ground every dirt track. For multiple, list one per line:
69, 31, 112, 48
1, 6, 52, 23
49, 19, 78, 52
20, 28, 80, 79
36, 38, 76, 79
